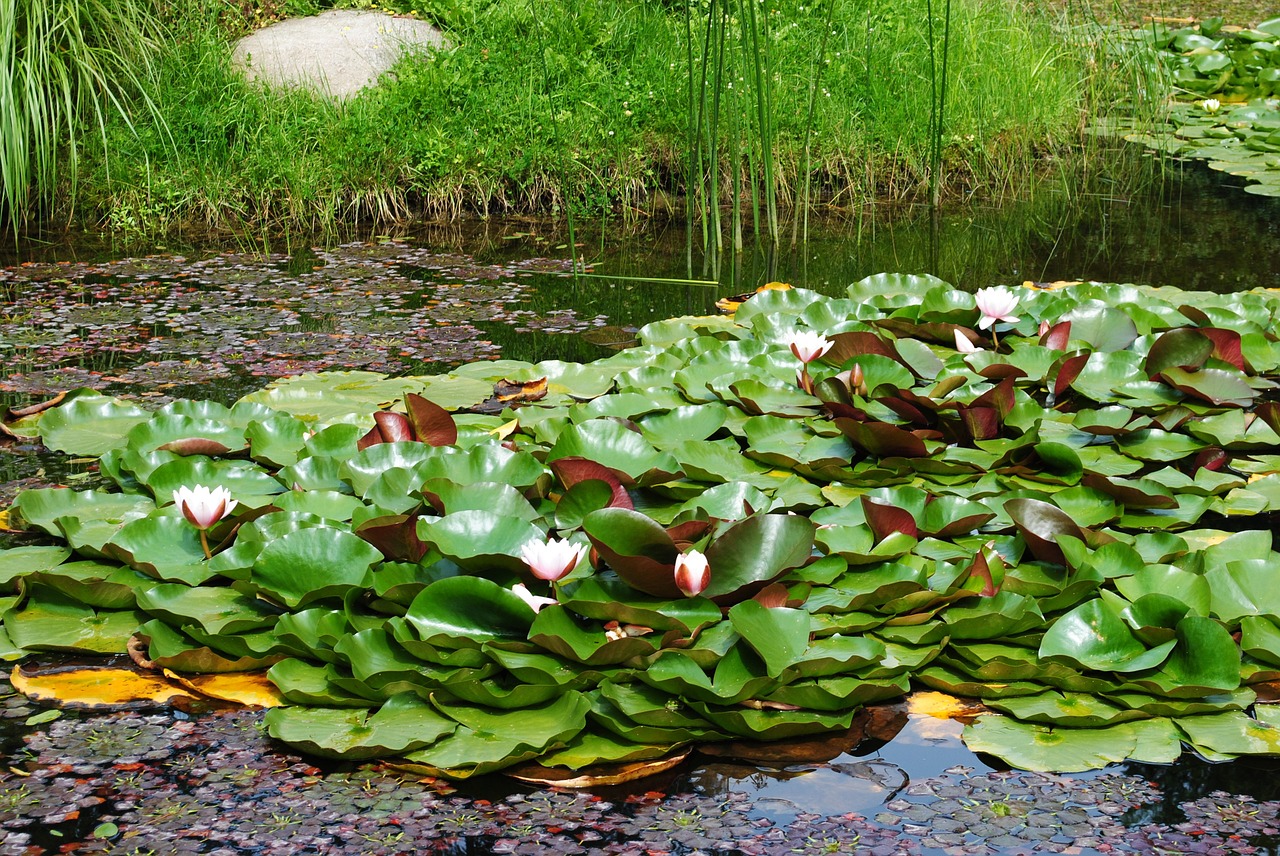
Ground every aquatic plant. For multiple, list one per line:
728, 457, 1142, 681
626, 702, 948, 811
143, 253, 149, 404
1094, 16, 1280, 198
6, 275, 1280, 777
0, 0, 165, 231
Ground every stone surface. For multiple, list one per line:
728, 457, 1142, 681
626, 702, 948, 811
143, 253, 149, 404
231, 9, 447, 100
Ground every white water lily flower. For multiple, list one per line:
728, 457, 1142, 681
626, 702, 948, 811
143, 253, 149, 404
520, 537, 587, 582
511, 583, 557, 613
787, 330, 833, 364
674, 549, 711, 597
1203, 98, 1221, 114
954, 329, 982, 354
173, 485, 236, 531
974, 287, 1020, 330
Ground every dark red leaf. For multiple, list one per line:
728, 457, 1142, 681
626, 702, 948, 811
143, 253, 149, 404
860, 496, 919, 542
355, 514, 429, 563
1201, 328, 1244, 370
956, 404, 1001, 442
373, 411, 414, 443
405, 393, 458, 447
1041, 320, 1072, 351
966, 550, 999, 597
549, 457, 633, 510
1053, 353, 1091, 398
826, 331, 899, 366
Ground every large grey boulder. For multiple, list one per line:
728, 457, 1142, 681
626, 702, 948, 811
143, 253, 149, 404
231, 9, 447, 100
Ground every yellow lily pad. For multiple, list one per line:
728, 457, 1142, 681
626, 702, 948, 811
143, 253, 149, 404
908, 690, 987, 720
163, 669, 285, 707
10, 664, 200, 709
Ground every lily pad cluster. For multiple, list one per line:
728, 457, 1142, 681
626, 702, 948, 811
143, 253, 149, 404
6, 274, 1280, 775
1095, 16, 1280, 197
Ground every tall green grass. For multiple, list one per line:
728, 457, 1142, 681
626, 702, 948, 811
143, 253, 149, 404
72, 0, 1085, 237
0, 0, 165, 232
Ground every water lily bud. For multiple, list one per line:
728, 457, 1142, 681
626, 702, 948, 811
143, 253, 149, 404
1203, 98, 1221, 114
173, 485, 236, 531
674, 549, 710, 597
974, 287, 1020, 330
520, 537, 586, 582
1038, 319, 1050, 337
953, 329, 981, 354
850, 363, 868, 396
787, 330, 833, 364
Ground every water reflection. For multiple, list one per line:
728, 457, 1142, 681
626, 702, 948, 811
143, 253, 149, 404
558, 157, 1280, 296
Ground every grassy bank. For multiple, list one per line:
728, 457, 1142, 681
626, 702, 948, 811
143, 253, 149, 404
54, 0, 1082, 235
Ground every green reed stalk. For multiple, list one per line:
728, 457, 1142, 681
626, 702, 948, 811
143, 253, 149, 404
528, 0, 578, 277
1, 0, 164, 232
740, 0, 777, 243
709, 2, 727, 255
933, 0, 952, 209
684, 0, 697, 273
793, 0, 837, 248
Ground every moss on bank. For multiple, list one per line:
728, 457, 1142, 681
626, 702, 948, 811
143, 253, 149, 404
74, 0, 1083, 236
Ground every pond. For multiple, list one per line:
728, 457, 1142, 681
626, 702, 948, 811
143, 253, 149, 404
4, 154, 1280, 855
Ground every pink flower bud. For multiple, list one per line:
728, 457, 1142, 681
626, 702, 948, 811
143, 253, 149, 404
674, 550, 710, 597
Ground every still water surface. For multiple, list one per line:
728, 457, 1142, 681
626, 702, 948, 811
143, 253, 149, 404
3, 157, 1280, 853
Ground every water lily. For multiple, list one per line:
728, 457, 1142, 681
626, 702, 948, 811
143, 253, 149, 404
788, 330, 833, 394
1203, 98, 1221, 114
520, 537, 586, 583
974, 287, 1020, 347
511, 583, 557, 614
975, 287, 1020, 329
173, 484, 236, 559
674, 549, 710, 597
787, 330, 833, 364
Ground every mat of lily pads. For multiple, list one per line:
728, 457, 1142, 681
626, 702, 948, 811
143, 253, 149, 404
5, 273, 1280, 778
1092, 16, 1280, 197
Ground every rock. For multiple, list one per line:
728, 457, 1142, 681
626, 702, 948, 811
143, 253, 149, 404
231, 9, 447, 100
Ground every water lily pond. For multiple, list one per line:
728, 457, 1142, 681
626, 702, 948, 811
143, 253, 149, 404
4, 165, 1280, 854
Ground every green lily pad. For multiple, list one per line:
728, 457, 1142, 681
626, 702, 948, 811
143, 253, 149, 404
405, 576, 536, 649
1039, 599, 1176, 673
251, 528, 382, 608
962, 715, 1146, 772
265, 693, 456, 760
39, 394, 150, 456
3, 585, 146, 654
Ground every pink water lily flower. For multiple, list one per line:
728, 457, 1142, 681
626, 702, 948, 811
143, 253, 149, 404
511, 583, 557, 614
974, 287, 1020, 330
674, 549, 711, 597
173, 485, 236, 531
520, 537, 587, 582
787, 330, 833, 364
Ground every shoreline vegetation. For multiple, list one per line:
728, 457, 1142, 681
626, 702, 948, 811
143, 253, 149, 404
7, 0, 1100, 239
3, 0, 1273, 241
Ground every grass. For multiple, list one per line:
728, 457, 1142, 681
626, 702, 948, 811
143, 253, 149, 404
62, 0, 1084, 237
0, 0, 165, 233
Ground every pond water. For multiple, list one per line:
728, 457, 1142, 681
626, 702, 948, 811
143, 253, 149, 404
4, 154, 1280, 854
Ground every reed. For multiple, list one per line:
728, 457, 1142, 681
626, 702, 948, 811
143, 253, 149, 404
0, 0, 165, 232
